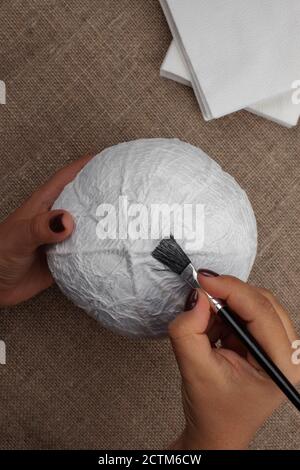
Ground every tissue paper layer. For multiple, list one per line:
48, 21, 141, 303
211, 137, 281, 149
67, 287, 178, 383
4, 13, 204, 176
161, 41, 300, 128
160, 0, 300, 119
47, 139, 257, 338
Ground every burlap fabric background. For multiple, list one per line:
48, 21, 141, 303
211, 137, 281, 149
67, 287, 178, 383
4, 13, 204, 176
0, 0, 299, 449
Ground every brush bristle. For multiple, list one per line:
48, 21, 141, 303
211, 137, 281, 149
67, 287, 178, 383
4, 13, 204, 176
151, 235, 191, 275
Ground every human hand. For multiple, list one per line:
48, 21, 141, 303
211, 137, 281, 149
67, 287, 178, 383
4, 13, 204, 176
0, 154, 93, 306
169, 273, 300, 450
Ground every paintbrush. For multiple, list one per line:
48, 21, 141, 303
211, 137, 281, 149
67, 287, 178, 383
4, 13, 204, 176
152, 235, 300, 412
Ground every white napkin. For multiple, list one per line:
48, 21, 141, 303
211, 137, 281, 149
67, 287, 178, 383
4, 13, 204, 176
161, 41, 300, 127
160, 0, 300, 120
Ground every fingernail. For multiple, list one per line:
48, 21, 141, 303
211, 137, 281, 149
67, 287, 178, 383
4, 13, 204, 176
184, 289, 199, 311
198, 269, 219, 277
49, 214, 65, 233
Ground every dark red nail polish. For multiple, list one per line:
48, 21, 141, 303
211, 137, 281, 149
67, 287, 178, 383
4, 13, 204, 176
49, 214, 65, 233
185, 289, 198, 311
198, 269, 219, 277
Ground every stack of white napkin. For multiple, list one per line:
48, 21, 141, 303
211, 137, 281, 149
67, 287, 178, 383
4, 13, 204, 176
160, 0, 300, 127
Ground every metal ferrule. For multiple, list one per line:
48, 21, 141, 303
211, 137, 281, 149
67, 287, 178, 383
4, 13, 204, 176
204, 293, 226, 313
181, 263, 225, 313
181, 263, 201, 289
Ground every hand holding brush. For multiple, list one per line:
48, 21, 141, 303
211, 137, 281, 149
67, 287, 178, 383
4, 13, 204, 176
152, 237, 300, 449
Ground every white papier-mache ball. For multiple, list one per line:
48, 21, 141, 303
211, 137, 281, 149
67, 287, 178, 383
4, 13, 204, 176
47, 139, 257, 338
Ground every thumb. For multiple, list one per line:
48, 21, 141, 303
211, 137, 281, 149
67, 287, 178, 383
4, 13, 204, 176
169, 290, 220, 382
23, 210, 74, 250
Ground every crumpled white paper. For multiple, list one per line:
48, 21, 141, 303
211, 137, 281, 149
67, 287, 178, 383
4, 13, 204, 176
47, 139, 257, 338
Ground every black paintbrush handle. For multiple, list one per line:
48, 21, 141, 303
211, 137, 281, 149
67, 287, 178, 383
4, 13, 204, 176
218, 306, 300, 412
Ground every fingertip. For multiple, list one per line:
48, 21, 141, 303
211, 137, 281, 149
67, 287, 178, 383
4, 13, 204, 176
49, 210, 74, 241
194, 290, 210, 314
198, 273, 242, 297
184, 289, 198, 311
193, 291, 212, 328
60, 211, 74, 237
78, 152, 95, 167
198, 273, 221, 295
184, 288, 210, 315
169, 290, 211, 339
198, 272, 223, 283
